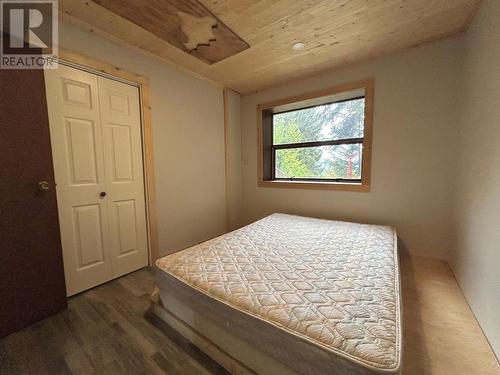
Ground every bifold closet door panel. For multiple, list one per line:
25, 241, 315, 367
45, 66, 113, 296
97, 76, 148, 278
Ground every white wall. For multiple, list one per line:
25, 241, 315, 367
224, 90, 244, 230
452, 0, 500, 358
58, 22, 227, 256
240, 37, 463, 260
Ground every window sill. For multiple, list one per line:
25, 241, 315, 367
258, 180, 370, 192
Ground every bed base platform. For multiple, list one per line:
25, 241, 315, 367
149, 289, 256, 375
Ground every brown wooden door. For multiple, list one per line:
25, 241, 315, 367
0, 68, 67, 337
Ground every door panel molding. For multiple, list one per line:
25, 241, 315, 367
65, 117, 99, 185
73, 203, 106, 269
57, 49, 159, 266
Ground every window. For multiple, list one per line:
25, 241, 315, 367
258, 80, 373, 191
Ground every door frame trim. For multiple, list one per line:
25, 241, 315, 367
56, 48, 160, 266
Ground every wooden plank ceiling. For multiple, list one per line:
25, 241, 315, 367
60, 0, 480, 94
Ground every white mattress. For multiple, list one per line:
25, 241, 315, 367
156, 213, 402, 374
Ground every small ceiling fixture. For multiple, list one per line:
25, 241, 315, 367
292, 41, 305, 51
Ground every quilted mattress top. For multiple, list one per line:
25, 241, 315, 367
156, 213, 401, 372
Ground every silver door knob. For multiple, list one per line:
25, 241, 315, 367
38, 181, 50, 191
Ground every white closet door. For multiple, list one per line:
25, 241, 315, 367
97, 76, 148, 278
45, 65, 112, 296
45, 66, 148, 296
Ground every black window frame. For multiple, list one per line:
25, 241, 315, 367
270, 95, 366, 183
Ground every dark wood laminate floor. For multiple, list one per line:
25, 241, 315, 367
2, 257, 499, 375
0, 269, 228, 375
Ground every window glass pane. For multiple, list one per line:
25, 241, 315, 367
273, 98, 365, 145
275, 144, 362, 180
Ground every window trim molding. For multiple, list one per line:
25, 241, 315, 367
257, 79, 374, 192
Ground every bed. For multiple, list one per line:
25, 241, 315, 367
154, 213, 402, 375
